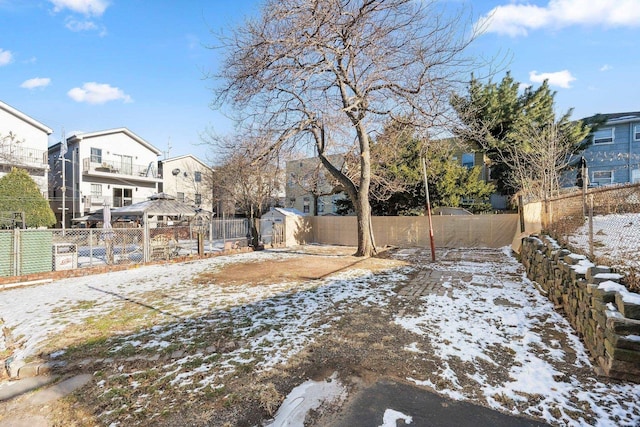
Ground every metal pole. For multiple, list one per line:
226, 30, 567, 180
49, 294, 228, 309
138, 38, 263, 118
61, 155, 66, 233
72, 147, 76, 220
588, 195, 594, 259
582, 160, 587, 218
518, 194, 525, 233
421, 156, 436, 261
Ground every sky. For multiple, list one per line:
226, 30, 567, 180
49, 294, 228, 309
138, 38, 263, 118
1, 0, 640, 164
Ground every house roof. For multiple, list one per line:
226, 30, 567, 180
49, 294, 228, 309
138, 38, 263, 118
111, 192, 198, 218
582, 112, 640, 125
0, 100, 53, 135
269, 207, 305, 217
161, 154, 212, 170
67, 128, 162, 155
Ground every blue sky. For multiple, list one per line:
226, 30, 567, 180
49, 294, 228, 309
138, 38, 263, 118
1, 0, 639, 163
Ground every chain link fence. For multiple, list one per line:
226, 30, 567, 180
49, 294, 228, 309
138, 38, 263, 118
542, 183, 640, 274
0, 218, 250, 278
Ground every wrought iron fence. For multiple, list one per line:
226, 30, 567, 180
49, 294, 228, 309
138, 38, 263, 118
0, 218, 251, 278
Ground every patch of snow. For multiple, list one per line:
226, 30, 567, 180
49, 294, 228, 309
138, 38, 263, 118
404, 342, 424, 353
571, 259, 595, 275
263, 372, 345, 427
379, 409, 412, 426
621, 291, 640, 305
594, 272, 624, 280
598, 281, 627, 293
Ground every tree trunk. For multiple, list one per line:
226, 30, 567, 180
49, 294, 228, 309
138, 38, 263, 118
354, 191, 375, 257
354, 122, 376, 257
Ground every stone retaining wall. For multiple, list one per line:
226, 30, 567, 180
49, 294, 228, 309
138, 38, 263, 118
521, 235, 640, 382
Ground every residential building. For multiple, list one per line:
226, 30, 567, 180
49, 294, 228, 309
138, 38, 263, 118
450, 143, 506, 209
0, 100, 52, 197
574, 112, 640, 187
285, 155, 346, 215
48, 128, 162, 228
158, 155, 213, 212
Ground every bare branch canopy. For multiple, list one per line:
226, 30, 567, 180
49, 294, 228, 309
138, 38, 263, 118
212, 0, 480, 256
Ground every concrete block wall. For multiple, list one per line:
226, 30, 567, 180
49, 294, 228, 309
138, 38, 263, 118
521, 235, 640, 382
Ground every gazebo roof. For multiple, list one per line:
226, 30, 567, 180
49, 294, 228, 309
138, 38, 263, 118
111, 193, 198, 218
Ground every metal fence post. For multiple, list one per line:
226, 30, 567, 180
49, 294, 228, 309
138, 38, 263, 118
588, 194, 594, 259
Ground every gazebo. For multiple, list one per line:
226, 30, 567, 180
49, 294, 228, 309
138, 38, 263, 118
110, 192, 200, 226
110, 193, 205, 261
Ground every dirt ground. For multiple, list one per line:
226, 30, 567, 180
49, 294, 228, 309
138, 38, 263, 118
0, 245, 622, 426
1, 246, 412, 427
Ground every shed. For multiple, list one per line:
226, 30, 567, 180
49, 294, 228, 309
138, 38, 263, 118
260, 207, 306, 247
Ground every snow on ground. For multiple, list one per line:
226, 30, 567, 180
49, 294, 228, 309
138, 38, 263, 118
567, 212, 640, 270
395, 248, 640, 427
1, 246, 639, 426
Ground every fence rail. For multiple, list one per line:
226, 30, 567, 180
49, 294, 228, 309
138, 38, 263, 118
0, 218, 250, 278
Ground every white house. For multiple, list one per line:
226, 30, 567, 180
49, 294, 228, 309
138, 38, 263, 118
48, 128, 163, 228
158, 154, 213, 212
0, 100, 53, 197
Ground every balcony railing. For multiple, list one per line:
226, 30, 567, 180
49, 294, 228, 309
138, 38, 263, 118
82, 158, 161, 179
0, 146, 47, 168
82, 195, 151, 209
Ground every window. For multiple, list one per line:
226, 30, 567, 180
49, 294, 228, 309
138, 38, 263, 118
177, 192, 185, 202
113, 154, 133, 175
194, 171, 202, 182
91, 184, 102, 198
318, 201, 324, 213
303, 197, 310, 214
195, 193, 202, 205
593, 128, 614, 144
462, 153, 475, 169
113, 188, 132, 207
632, 169, 640, 184
592, 170, 613, 186
634, 125, 640, 141
90, 147, 102, 163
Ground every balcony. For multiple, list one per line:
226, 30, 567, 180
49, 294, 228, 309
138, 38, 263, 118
0, 146, 47, 169
82, 158, 162, 181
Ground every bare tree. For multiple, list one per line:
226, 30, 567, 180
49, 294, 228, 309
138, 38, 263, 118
208, 134, 284, 245
213, 0, 478, 256
501, 120, 587, 202
0, 132, 25, 165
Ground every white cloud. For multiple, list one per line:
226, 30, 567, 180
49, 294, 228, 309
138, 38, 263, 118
518, 82, 532, 92
477, 0, 640, 37
20, 77, 51, 90
65, 18, 97, 31
529, 70, 576, 88
0, 48, 13, 66
599, 64, 612, 71
49, 0, 109, 17
67, 82, 132, 104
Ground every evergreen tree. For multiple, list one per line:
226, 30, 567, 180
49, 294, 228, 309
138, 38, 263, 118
0, 168, 56, 228
451, 72, 590, 198
337, 120, 495, 215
